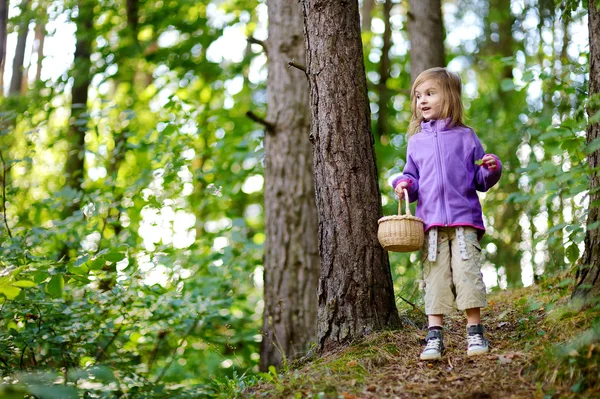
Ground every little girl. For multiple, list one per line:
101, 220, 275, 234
392, 67, 502, 360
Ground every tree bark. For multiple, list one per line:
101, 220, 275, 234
34, 21, 45, 82
0, 0, 8, 91
260, 0, 319, 370
64, 1, 94, 191
9, 0, 31, 96
377, 0, 392, 137
572, 1, 600, 299
407, 0, 445, 83
301, 0, 401, 352
361, 0, 375, 32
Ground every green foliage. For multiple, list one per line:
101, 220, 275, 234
0, 0, 594, 396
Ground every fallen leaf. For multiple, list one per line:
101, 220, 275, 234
367, 384, 377, 392
342, 393, 361, 399
498, 355, 512, 364
498, 322, 509, 328
346, 360, 358, 367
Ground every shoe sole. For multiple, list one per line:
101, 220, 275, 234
420, 353, 442, 360
467, 348, 489, 357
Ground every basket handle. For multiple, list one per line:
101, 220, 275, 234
398, 188, 412, 216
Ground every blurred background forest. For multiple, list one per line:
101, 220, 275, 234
0, 0, 593, 397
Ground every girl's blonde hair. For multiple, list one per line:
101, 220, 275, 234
407, 67, 464, 139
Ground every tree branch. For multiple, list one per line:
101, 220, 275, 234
397, 295, 426, 316
247, 36, 267, 54
288, 59, 306, 73
246, 111, 275, 131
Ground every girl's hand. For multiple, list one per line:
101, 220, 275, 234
394, 181, 409, 199
480, 155, 497, 170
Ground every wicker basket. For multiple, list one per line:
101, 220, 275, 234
377, 189, 424, 252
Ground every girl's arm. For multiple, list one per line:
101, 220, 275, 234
392, 142, 419, 202
473, 132, 502, 192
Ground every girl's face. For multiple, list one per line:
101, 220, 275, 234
414, 79, 442, 121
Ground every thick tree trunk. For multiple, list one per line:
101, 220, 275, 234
260, 0, 319, 370
9, 0, 30, 96
301, 0, 401, 352
407, 0, 444, 82
572, 1, 600, 299
64, 1, 93, 191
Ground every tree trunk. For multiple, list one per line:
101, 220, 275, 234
9, 0, 31, 96
407, 0, 445, 83
572, 1, 600, 299
64, 1, 94, 191
301, 0, 401, 352
0, 0, 8, 91
34, 21, 45, 82
376, 0, 392, 138
259, 0, 319, 370
361, 0, 375, 32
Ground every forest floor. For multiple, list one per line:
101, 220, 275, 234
234, 274, 600, 399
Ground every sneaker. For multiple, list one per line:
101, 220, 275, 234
467, 324, 489, 357
420, 329, 445, 360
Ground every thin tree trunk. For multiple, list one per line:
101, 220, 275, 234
34, 22, 45, 82
572, 0, 600, 299
407, 0, 444, 83
64, 1, 93, 191
361, 0, 375, 32
377, 0, 392, 137
301, 0, 401, 352
0, 0, 8, 93
259, 0, 319, 371
9, 0, 31, 96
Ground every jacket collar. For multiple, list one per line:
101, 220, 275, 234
421, 118, 452, 133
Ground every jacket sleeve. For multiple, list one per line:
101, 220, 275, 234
392, 140, 419, 202
473, 131, 502, 192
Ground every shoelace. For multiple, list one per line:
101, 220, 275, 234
424, 337, 442, 352
467, 334, 484, 347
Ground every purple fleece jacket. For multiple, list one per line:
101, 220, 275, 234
392, 119, 502, 239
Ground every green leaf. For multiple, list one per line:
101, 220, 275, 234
500, 78, 516, 92
104, 252, 126, 263
528, 300, 544, 311
89, 258, 106, 270
88, 365, 116, 383
0, 285, 21, 300
588, 221, 600, 231
566, 244, 580, 263
585, 137, 600, 154
12, 280, 36, 288
46, 275, 64, 298
34, 271, 50, 284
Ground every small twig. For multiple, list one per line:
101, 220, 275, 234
398, 295, 426, 316
154, 319, 200, 385
147, 329, 168, 372
246, 111, 275, 131
247, 36, 267, 54
287, 59, 306, 73
95, 325, 123, 362
0, 149, 13, 238
20, 344, 28, 370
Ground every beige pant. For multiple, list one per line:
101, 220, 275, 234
422, 227, 487, 315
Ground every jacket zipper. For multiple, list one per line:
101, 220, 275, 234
433, 125, 449, 226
